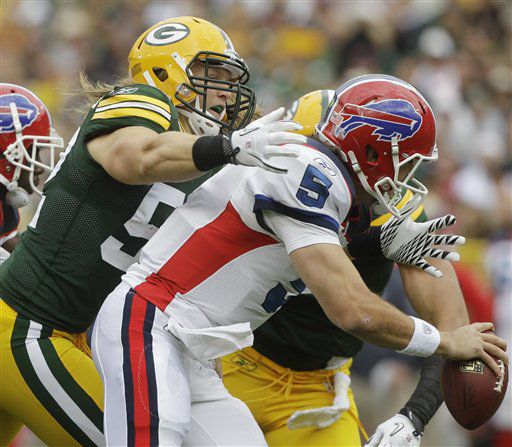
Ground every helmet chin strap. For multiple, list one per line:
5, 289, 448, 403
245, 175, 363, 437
177, 97, 221, 136
347, 148, 407, 219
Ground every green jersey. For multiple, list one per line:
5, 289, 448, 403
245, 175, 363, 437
0, 84, 216, 333
253, 208, 427, 371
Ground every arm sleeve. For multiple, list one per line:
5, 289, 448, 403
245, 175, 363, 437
82, 84, 179, 142
263, 210, 341, 254
401, 355, 444, 426
244, 147, 353, 254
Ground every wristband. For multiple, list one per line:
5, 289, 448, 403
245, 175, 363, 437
192, 134, 236, 171
397, 317, 441, 357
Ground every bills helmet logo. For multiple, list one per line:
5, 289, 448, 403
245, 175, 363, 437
0, 94, 39, 133
332, 99, 422, 142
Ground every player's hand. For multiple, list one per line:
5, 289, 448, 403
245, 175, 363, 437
440, 322, 508, 377
365, 414, 421, 447
380, 214, 465, 278
225, 107, 307, 173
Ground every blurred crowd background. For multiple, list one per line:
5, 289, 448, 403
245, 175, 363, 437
2, 1, 511, 446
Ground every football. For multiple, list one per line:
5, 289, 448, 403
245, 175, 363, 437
442, 354, 509, 429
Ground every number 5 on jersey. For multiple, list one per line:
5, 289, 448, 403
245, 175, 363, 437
296, 165, 332, 208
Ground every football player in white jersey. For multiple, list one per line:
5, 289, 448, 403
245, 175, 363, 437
222, 89, 477, 447
91, 75, 508, 446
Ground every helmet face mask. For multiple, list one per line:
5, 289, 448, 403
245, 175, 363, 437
1, 84, 63, 205
368, 136, 438, 217
318, 74, 438, 218
129, 17, 256, 136
175, 51, 255, 134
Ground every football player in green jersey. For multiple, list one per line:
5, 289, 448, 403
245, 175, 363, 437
0, 17, 305, 446
222, 89, 472, 447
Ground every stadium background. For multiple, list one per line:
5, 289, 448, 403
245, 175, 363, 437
2, 0, 510, 446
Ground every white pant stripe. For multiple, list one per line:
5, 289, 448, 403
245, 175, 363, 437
26, 321, 105, 446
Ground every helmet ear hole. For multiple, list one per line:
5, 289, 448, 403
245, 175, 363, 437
152, 67, 169, 82
365, 144, 379, 166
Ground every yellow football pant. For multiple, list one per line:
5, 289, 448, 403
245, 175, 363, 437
223, 347, 366, 447
0, 298, 104, 446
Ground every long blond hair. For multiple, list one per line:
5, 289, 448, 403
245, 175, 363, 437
74, 72, 263, 128
73, 72, 132, 115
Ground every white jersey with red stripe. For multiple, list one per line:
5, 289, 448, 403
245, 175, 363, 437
122, 139, 355, 331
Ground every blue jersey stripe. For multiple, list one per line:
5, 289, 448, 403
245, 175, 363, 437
253, 194, 339, 234
290, 278, 306, 293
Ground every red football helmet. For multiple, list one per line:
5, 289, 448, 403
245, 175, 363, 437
0, 83, 63, 207
317, 74, 438, 218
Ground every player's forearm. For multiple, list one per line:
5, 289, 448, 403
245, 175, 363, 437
344, 300, 455, 359
292, 244, 448, 356
339, 294, 418, 349
89, 127, 204, 185
400, 258, 469, 330
134, 131, 202, 183
292, 245, 415, 349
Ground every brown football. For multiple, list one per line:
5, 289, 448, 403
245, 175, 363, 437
441, 355, 509, 429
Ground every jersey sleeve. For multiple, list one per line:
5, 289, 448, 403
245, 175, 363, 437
0, 201, 19, 246
244, 142, 355, 253
263, 211, 341, 254
82, 84, 179, 142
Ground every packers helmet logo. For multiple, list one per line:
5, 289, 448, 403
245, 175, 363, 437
459, 359, 485, 374
145, 23, 190, 46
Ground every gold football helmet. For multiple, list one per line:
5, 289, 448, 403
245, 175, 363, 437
284, 89, 335, 136
129, 16, 255, 135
